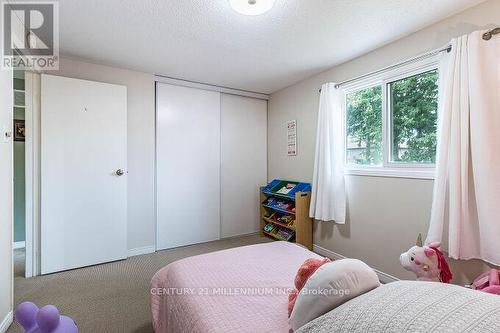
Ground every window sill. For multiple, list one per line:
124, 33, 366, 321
345, 167, 435, 180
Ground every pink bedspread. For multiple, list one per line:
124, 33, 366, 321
151, 241, 321, 333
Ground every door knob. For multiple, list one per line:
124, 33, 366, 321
115, 169, 125, 176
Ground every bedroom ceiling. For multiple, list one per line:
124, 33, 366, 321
36, 0, 486, 93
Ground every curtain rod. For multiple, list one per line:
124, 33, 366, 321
483, 27, 500, 40
319, 44, 452, 92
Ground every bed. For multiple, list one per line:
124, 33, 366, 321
296, 280, 500, 332
151, 241, 500, 333
151, 241, 321, 333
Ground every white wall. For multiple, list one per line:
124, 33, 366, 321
0, 68, 13, 330
268, 0, 500, 284
50, 57, 156, 252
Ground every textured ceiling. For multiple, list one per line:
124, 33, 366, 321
35, 0, 486, 93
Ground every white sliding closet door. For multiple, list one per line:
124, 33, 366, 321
221, 94, 267, 238
156, 83, 221, 250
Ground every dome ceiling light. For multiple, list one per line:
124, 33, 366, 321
229, 0, 276, 16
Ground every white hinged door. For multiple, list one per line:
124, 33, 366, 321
41, 74, 127, 274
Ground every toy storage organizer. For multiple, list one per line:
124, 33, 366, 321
260, 179, 313, 250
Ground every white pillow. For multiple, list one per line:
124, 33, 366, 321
289, 258, 380, 331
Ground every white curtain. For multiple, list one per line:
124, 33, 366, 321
309, 83, 346, 224
427, 31, 500, 265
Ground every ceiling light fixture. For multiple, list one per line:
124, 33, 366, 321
229, 0, 276, 16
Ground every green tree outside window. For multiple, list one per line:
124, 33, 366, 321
346, 70, 438, 166
346, 86, 383, 165
390, 70, 438, 163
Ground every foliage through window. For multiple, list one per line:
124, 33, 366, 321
345, 67, 439, 169
346, 86, 382, 165
389, 70, 438, 163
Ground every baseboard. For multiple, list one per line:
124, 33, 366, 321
128, 245, 155, 258
0, 311, 13, 333
13, 241, 25, 250
312, 244, 400, 284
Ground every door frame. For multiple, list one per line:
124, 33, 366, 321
2, 65, 14, 333
24, 72, 41, 277
25, 73, 129, 275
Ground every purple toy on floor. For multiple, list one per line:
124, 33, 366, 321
15, 302, 78, 333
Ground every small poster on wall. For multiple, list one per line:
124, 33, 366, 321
287, 120, 297, 156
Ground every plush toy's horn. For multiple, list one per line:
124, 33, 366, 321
416, 233, 423, 247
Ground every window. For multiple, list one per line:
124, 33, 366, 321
389, 70, 438, 164
344, 60, 439, 178
346, 86, 382, 166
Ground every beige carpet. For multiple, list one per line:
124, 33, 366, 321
8, 235, 271, 333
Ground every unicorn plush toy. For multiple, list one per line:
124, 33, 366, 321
400, 234, 453, 283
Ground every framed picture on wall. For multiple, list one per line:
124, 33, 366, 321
287, 120, 297, 156
13, 119, 25, 141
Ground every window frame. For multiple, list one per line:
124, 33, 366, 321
343, 56, 440, 180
